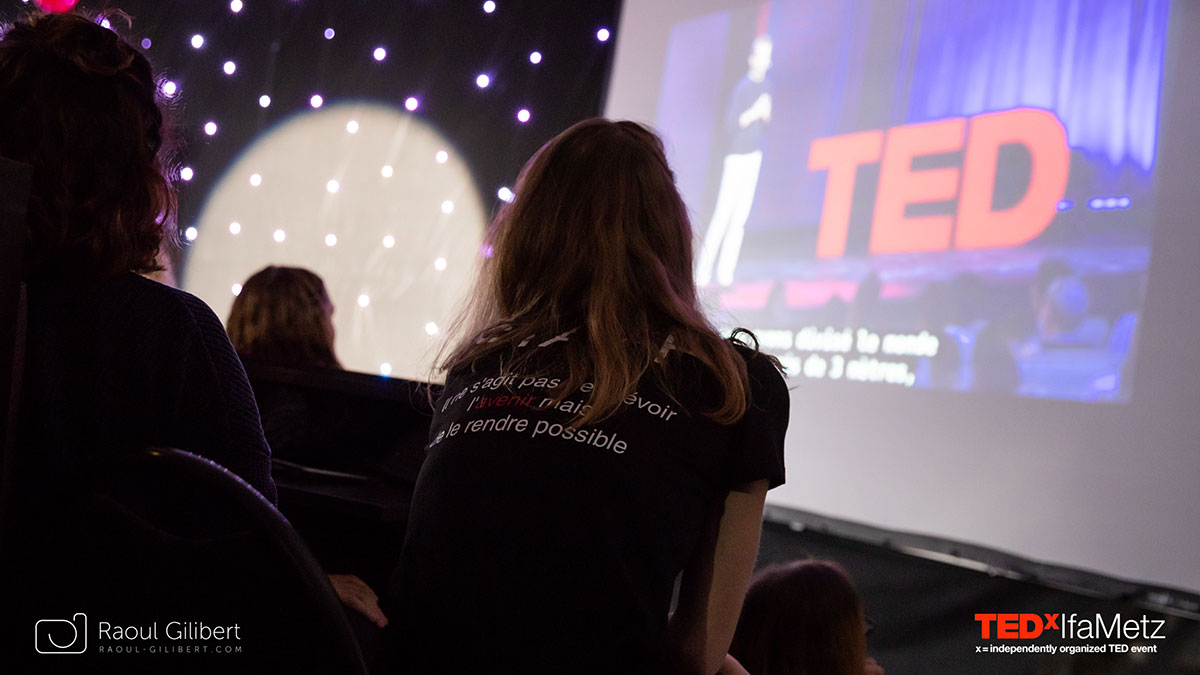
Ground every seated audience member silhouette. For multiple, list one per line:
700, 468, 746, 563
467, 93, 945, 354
1033, 276, 1108, 350
0, 11, 275, 501
378, 119, 789, 674
227, 266, 390, 630
727, 559, 884, 675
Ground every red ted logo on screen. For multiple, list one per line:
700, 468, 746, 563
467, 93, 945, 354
975, 613, 1061, 639
808, 108, 1069, 257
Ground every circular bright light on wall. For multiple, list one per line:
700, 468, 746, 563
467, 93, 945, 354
204, 121, 218, 136
373, 47, 387, 61
180, 167, 194, 181
434, 257, 447, 271
232, 283, 242, 295
273, 228, 286, 243
381, 165, 394, 178
441, 200, 455, 214
188, 103, 485, 380
249, 173, 262, 187
404, 97, 419, 112
380, 362, 393, 376
191, 34, 205, 49
324, 27, 335, 40
325, 233, 338, 247
435, 150, 448, 164
310, 94, 324, 109
483, 1, 496, 13
229, 221, 241, 235
596, 28, 611, 42
185, 226, 198, 241
223, 60, 236, 75
259, 94, 271, 108
230, 0, 243, 13
161, 80, 178, 97
476, 74, 490, 88
346, 120, 359, 134
425, 322, 439, 336
326, 179, 340, 194
516, 109, 531, 123
141, 38, 152, 49
357, 294, 370, 308
529, 51, 542, 64
497, 186, 514, 202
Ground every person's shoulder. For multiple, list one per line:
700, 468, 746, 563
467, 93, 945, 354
727, 338, 789, 408
114, 274, 228, 335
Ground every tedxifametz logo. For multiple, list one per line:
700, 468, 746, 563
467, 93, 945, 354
974, 612, 1167, 656
34, 613, 244, 656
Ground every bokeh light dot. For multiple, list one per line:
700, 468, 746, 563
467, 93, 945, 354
380, 363, 393, 376
497, 186, 514, 202
185, 226, 198, 241
373, 47, 387, 61
161, 80, 177, 97
191, 34, 204, 49
141, 38, 152, 49
325, 233, 338, 247
272, 228, 285, 243
323, 28, 335, 40
223, 60, 236, 75
249, 173, 262, 187
232, 283, 242, 296
381, 165, 394, 178
516, 109, 531, 123
483, 1, 496, 13
228, 221, 241, 235
434, 257, 447, 271
405, 97, 419, 111
441, 200, 454, 214
597, 28, 611, 42
435, 150, 448, 164
476, 74, 490, 88
346, 120, 359, 134
258, 94, 271, 108
310, 94, 324, 109
358, 294, 370, 308
382, 235, 396, 248
529, 51, 542, 64
326, 179, 340, 194
230, 0, 243, 13
425, 322, 439, 336
204, 121, 218, 136
179, 167, 194, 181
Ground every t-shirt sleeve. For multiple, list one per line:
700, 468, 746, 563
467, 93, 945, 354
725, 350, 789, 489
169, 291, 279, 504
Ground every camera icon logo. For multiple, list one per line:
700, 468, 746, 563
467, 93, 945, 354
34, 613, 88, 654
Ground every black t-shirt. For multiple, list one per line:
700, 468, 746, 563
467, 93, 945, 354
725, 75, 773, 155
381, 341, 788, 674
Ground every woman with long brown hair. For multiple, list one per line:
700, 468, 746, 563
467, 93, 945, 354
380, 119, 790, 674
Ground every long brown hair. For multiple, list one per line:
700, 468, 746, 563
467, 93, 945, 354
441, 118, 761, 426
730, 560, 869, 675
227, 266, 340, 369
0, 11, 179, 280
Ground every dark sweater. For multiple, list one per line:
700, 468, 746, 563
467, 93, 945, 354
18, 272, 277, 503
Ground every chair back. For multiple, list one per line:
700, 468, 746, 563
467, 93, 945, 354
1, 447, 368, 674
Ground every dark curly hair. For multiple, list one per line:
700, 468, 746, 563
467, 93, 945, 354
0, 10, 179, 280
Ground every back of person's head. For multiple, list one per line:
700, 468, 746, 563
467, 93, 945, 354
0, 10, 178, 281
1040, 275, 1089, 334
1033, 258, 1074, 309
730, 559, 868, 675
442, 118, 762, 426
227, 266, 340, 370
